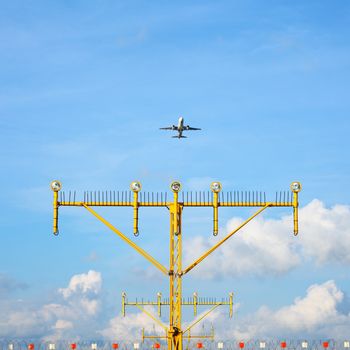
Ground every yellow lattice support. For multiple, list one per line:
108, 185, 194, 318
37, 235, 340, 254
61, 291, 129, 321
51, 179, 301, 350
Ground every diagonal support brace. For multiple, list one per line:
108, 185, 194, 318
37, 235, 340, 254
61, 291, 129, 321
183, 205, 269, 274
83, 204, 168, 275
183, 303, 221, 334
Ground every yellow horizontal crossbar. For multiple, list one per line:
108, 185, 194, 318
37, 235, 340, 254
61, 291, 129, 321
59, 201, 293, 208
125, 301, 230, 306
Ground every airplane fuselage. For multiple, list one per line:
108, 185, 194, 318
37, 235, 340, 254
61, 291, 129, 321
177, 117, 184, 137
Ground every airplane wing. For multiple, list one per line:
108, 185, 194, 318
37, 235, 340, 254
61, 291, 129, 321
160, 125, 178, 130
184, 125, 201, 130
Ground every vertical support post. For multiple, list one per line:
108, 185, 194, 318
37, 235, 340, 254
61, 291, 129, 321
168, 188, 183, 350
229, 292, 233, 318
53, 190, 59, 235
133, 191, 139, 236
193, 292, 198, 316
169, 200, 175, 350
213, 191, 219, 236
122, 292, 126, 316
175, 204, 183, 350
158, 292, 162, 317
293, 191, 299, 236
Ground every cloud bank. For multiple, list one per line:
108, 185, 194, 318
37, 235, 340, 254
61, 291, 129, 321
0, 270, 102, 340
204, 280, 350, 340
184, 199, 350, 278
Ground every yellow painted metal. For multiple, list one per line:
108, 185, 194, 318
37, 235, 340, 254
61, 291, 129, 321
133, 191, 139, 236
229, 292, 233, 318
134, 304, 168, 331
168, 190, 183, 350
157, 292, 162, 317
213, 192, 219, 235
122, 292, 126, 316
52, 180, 301, 350
183, 303, 221, 334
53, 191, 59, 235
82, 204, 168, 275
124, 296, 230, 307
193, 293, 197, 316
183, 205, 269, 275
59, 201, 295, 207
293, 191, 299, 236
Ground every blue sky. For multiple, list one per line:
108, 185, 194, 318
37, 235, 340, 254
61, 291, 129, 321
1, 0, 350, 341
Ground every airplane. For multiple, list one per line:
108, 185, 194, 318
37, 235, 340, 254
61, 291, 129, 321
160, 116, 201, 138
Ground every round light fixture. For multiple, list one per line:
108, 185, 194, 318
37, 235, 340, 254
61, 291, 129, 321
210, 181, 222, 193
50, 180, 62, 192
290, 181, 302, 193
130, 181, 142, 192
170, 181, 182, 193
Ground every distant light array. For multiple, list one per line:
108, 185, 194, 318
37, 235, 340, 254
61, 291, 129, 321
4, 341, 350, 350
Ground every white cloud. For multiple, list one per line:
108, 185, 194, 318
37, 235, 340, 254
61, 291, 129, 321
299, 199, 350, 264
0, 270, 102, 340
99, 306, 165, 340
184, 199, 350, 278
209, 280, 350, 340
59, 270, 101, 298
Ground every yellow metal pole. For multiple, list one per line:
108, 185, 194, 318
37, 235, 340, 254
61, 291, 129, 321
193, 293, 198, 316
157, 292, 162, 317
133, 191, 139, 236
213, 191, 219, 236
174, 204, 183, 350
53, 191, 59, 235
122, 292, 126, 316
229, 292, 233, 318
293, 191, 299, 236
169, 202, 175, 350
168, 188, 183, 350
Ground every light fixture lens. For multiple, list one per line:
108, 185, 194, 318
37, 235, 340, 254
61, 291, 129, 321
302, 342, 308, 349
218, 343, 224, 349
133, 344, 139, 350
130, 181, 142, 192
290, 181, 301, 192
210, 181, 222, 193
259, 342, 266, 349
344, 342, 350, 348
50, 180, 62, 192
91, 344, 97, 350
170, 181, 181, 192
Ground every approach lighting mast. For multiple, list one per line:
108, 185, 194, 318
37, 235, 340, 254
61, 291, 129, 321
50, 180, 301, 350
